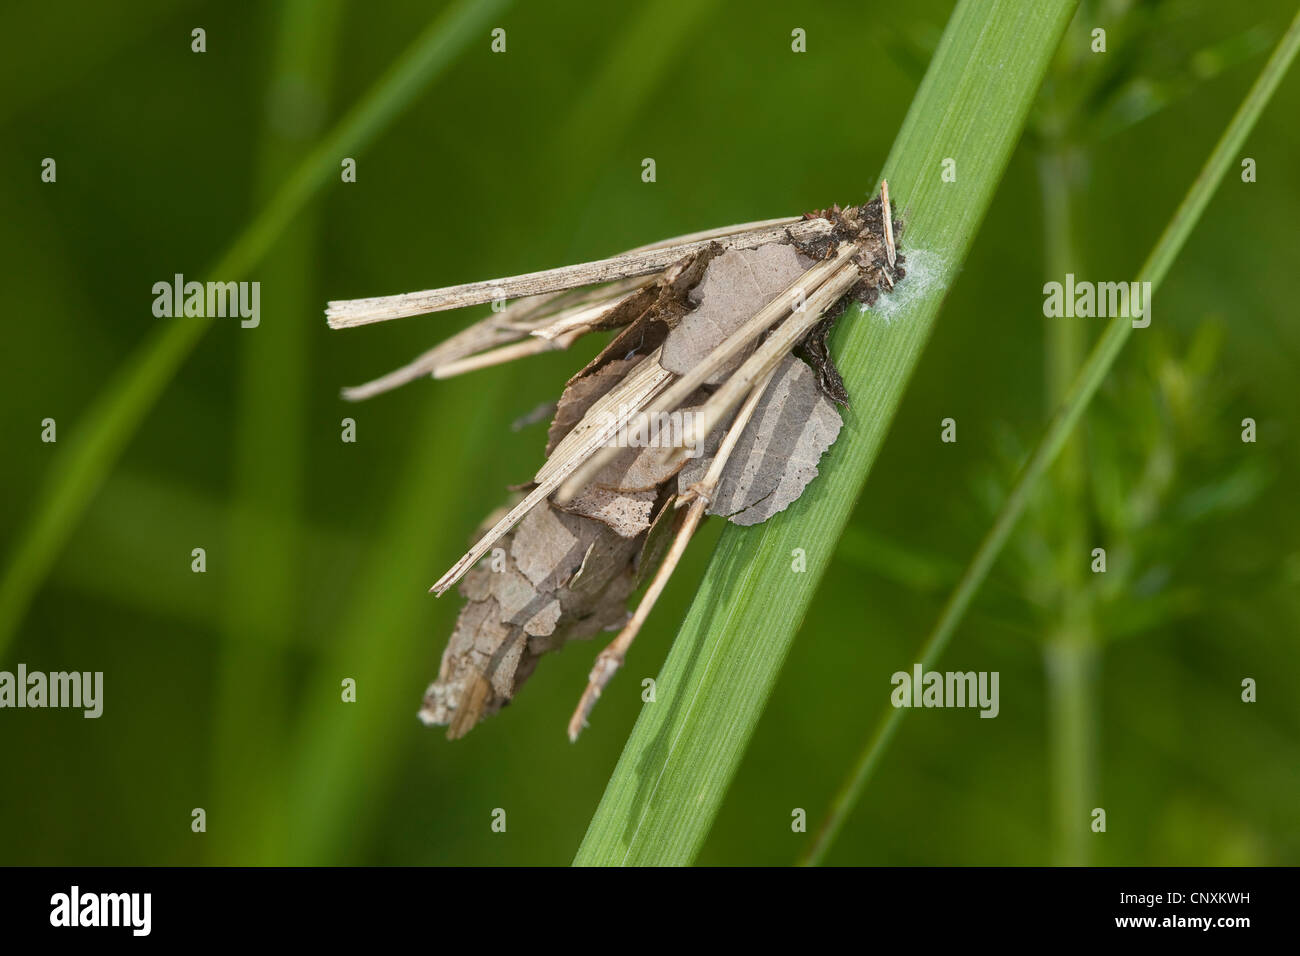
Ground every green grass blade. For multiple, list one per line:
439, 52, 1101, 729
0, 0, 513, 659
803, 4, 1300, 866
573, 0, 1081, 867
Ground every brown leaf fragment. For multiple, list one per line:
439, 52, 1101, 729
677, 354, 842, 526
555, 433, 693, 537
661, 244, 817, 385
555, 572, 637, 643
608, 438, 691, 491
510, 504, 592, 588
523, 600, 562, 637
578, 282, 662, 334
568, 519, 644, 594
559, 484, 658, 538
557, 244, 722, 383
421, 501, 650, 738
459, 565, 494, 602
636, 495, 680, 581
491, 566, 563, 637
545, 357, 642, 456
420, 596, 524, 738
542, 246, 722, 456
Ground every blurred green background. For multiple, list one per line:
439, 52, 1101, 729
1, 0, 1297, 865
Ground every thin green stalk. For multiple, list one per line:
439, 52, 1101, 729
575, 0, 1081, 867
0, 0, 513, 660
1039, 143, 1097, 866
210, 0, 344, 865
802, 5, 1300, 866
1045, 634, 1096, 863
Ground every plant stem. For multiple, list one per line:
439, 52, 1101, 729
1039, 142, 1098, 866
1045, 631, 1097, 863
210, 0, 344, 865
